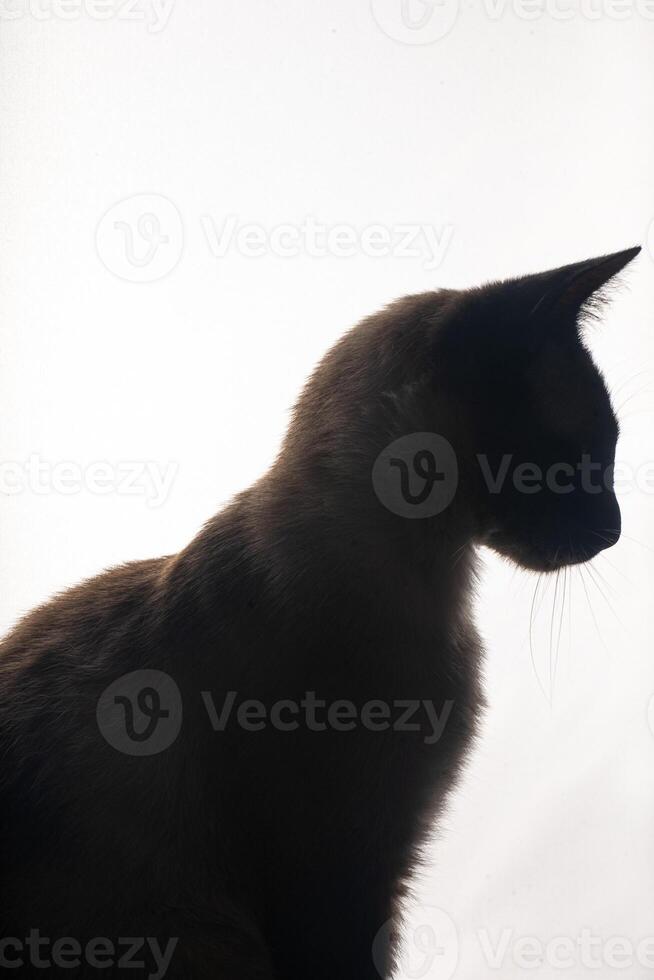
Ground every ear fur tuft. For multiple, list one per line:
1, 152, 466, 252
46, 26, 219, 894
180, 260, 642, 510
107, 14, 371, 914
529, 246, 641, 321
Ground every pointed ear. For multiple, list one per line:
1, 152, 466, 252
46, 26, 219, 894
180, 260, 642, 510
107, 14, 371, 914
529, 245, 641, 319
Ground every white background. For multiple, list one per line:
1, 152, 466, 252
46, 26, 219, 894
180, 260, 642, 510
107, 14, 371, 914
2, 1, 654, 976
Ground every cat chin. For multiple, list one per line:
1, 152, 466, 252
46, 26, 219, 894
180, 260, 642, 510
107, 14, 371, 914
482, 534, 602, 573
509, 552, 589, 574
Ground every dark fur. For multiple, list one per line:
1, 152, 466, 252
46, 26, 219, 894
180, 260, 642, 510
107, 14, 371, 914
0, 247, 639, 978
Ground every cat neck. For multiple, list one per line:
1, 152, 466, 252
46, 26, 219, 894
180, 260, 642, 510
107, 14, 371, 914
245, 455, 477, 634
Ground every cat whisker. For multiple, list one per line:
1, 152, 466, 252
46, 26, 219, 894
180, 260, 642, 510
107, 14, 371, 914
566, 566, 573, 678
546, 563, 568, 705
529, 573, 550, 704
592, 548, 632, 586
585, 558, 617, 599
449, 543, 469, 570
602, 528, 654, 559
554, 565, 567, 695
619, 409, 654, 424
585, 561, 625, 634
610, 365, 654, 401
615, 387, 654, 416
590, 529, 627, 564
577, 563, 610, 658
549, 566, 561, 702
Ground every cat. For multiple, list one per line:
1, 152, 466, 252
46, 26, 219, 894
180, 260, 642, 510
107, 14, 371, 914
0, 245, 640, 979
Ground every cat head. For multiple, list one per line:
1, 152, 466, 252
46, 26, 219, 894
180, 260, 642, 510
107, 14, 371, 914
440, 246, 641, 572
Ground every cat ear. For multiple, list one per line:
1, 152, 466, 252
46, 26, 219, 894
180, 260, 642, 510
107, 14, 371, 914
529, 245, 641, 320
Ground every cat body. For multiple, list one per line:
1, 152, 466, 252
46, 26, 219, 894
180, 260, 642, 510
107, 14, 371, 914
0, 247, 639, 978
